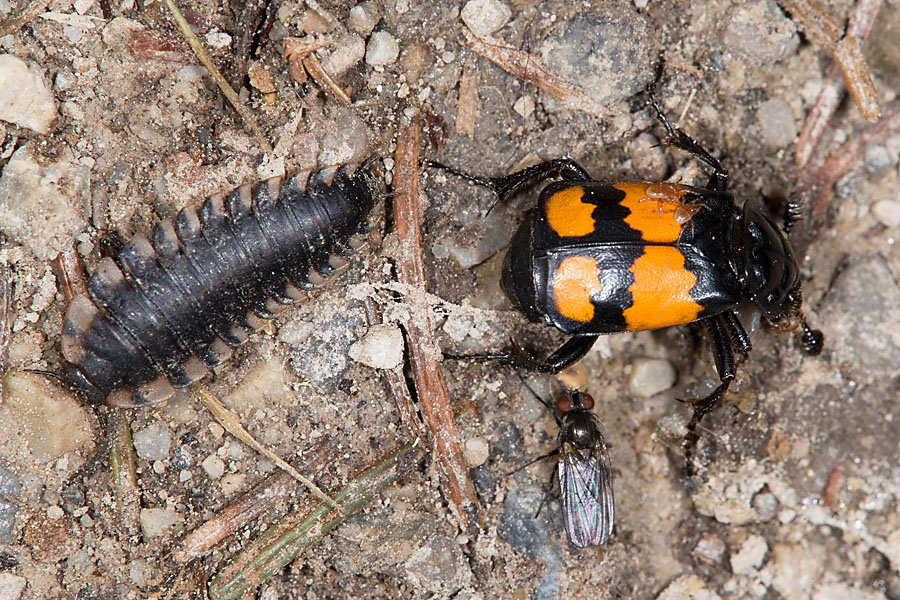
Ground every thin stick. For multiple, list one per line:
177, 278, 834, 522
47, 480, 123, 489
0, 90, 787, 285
108, 410, 141, 532
0, 255, 11, 402
191, 384, 341, 513
788, 0, 884, 166
161, 0, 273, 154
391, 121, 483, 532
173, 437, 335, 564
208, 443, 414, 600
461, 29, 616, 121
362, 298, 427, 439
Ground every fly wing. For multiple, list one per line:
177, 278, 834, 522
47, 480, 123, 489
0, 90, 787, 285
558, 443, 615, 547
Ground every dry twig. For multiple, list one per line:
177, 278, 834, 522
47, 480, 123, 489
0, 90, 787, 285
783, 0, 884, 166
391, 121, 483, 532
283, 37, 351, 104
191, 384, 341, 512
0, 256, 11, 401
792, 101, 900, 255
108, 410, 141, 532
208, 443, 414, 600
53, 248, 87, 303
362, 298, 428, 439
460, 29, 616, 121
173, 437, 335, 564
161, 0, 273, 154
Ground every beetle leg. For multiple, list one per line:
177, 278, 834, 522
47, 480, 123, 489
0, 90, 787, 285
720, 309, 752, 357
682, 315, 737, 477
648, 95, 729, 192
443, 335, 599, 374
425, 159, 592, 205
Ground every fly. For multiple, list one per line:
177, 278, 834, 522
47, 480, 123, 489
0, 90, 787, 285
520, 383, 615, 547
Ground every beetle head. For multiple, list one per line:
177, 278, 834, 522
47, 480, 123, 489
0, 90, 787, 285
738, 200, 802, 322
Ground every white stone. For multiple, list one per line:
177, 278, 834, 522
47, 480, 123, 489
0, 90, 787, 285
629, 357, 677, 398
0, 573, 26, 600
0, 371, 93, 462
201, 454, 226, 479
513, 95, 534, 119
320, 31, 365, 77
731, 534, 768, 574
205, 30, 232, 49
0, 54, 57, 133
812, 582, 885, 600
463, 438, 489, 467
872, 199, 900, 228
349, 324, 404, 370
347, 2, 380, 37
461, 0, 511, 38
133, 423, 172, 461
0, 144, 89, 260
656, 574, 722, 600
139, 508, 182, 539
365, 31, 400, 66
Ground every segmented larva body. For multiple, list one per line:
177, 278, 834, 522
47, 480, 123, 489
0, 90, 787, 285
61, 162, 378, 408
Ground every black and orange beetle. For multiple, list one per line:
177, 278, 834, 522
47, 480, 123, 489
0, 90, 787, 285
429, 97, 822, 475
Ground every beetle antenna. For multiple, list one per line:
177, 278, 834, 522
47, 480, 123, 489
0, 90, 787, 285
798, 311, 824, 356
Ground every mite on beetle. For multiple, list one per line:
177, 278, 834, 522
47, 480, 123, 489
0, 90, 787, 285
61, 161, 379, 408
429, 97, 822, 475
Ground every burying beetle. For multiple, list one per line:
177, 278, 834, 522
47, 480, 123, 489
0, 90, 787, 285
517, 382, 615, 547
428, 97, 823, 475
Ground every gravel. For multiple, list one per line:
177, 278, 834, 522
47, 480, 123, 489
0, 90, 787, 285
0, 145, 88, 261
0, 54, 57, 133
365, 31, 400, 66
460, 0, 512, 38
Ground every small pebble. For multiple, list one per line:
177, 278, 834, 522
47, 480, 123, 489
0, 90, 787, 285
872, 200, 900, 227
752, 490, 778, 521
139, 508, 182, 539
365, 31, 400, 66
201, 454, 226, 479
220, 474, 246, 497
348, 324, 404, 370
0, 54, 57, 133
723, 0, 797, 62
402, 536, 471, 595
0, 371, 93, 461
321, 32, 365, 77
864, 143, 895, 177
0, 144, 89, 260
205, 30, 232, 49
539, 8, 655, 108
628, 357, 677, 398
46, 505, 64, 520
463, 438, 489, 467
347, 1, 380, 37
0, 463, 22, 543
132, 423, 172, 462
0, 574, 26, 600
730, 534, 768, 575
656, 575, 722, 600
758, 98, 797, 148
692, 534, 726, 565
461, 0, 512, 38
513, 95, 535, 119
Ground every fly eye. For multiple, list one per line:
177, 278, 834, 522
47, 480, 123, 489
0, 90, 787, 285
580, 393, 595, 410
557, 395, 572, 413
